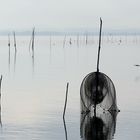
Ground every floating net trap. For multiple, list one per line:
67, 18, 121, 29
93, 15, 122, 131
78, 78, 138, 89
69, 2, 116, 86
80, 72, 118, 113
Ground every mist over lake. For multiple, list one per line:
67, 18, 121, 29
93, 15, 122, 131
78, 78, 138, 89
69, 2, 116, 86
0, 34, 139, 139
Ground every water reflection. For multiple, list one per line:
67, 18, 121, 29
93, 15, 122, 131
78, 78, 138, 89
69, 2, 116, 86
32, 52, 35, 75
14, 51, 17, 73
0, 100, 2, 127
63, 117, 68, 140
8, 45, 11, 73
80, 111, 117, 140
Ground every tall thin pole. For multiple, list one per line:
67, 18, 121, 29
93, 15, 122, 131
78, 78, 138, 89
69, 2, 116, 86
13, 31, 17, 52
8, 34, 10, 47
32, 27, 35, 54
0, 75, 2, 97
85, 32, 88, 45
8, 43, 11, 72
63, 82, 69, 118
0, 75, 2, 127
62, 83, 69, 140
95, 18, 102, 115
97, 18, 102, 72
8, 34, 11, 72
29, 34, 32, 52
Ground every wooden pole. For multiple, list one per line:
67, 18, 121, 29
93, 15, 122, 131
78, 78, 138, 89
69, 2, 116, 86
0, 75, 2, 97
95, 18, 102, 115
32, 27, 35, 54
85, 32, 88, 45
63, 114, 68, 140
63, 82, 69, 118
13, 31, 17, 52
29, 33, 32, 52
97, 18, 102, 72
8, 34, 10, 47
63, 82, 69, 140
0, 75, 2, 127
8, 44, 11, 72
8, 34, 11, 72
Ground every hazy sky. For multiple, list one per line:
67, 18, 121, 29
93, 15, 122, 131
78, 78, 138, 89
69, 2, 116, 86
0, 0, 140, 31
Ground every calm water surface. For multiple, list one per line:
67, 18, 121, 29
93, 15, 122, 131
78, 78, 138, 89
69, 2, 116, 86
0, 35, 140, 139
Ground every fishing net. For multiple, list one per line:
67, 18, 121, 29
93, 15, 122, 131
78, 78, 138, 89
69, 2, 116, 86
80, 111, 117, 140
80, 72, 118, 113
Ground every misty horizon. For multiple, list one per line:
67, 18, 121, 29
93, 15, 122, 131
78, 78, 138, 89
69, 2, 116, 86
0, 0, 140, 31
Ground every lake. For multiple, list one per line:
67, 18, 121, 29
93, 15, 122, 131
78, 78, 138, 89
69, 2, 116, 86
0, 35, 140, 139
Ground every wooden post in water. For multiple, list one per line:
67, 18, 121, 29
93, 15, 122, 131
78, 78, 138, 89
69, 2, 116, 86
0, 75, 2, 127
97, 18, 102, 73
0, 75, 2, 97
95, 18, 102, 115
63, 82, 69, 118
30, 27, 35, 74
8, 44, 11, 72
8, 34, 11, 72
31, 27, 35, 55
13, 31, 17, 52
29, 33, 32, 52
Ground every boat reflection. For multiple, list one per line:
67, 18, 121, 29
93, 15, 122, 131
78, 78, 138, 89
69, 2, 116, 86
80, 111, 118, 140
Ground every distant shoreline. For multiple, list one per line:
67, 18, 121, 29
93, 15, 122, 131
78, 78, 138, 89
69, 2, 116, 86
0, 30, 140, 36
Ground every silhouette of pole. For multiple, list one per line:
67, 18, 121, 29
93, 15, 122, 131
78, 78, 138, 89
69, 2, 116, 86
0, 75, 2, 97
63, 115, 68, 140
8, 34, 11, 72
63, 83, 69, 118
95, 18, 102, 115
97, 18, 102, 72
13, 31, 17, 52
8, 34, 10, 47
32, 27, 35, 54
0, 75, 2, 127
62, 83, 69, 140
85, 32, 88, 45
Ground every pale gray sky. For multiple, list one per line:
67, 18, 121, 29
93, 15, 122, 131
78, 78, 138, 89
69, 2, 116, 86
0, 0, 140, 31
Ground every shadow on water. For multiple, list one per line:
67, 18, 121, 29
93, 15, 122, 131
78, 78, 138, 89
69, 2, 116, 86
14, 51, 17, 74
63, 117, 68, 140
32, 52, 35, 75
0, 99, 2, 127
80, 111, 118, 140
8, 46, 10, 73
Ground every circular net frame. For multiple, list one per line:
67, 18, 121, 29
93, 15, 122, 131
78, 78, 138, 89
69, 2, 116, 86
80, 72, 118, 112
